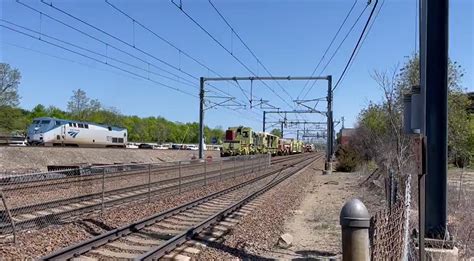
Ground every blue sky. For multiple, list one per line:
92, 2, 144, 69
1, 0, 473, 137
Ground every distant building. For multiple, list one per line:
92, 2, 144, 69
340, 128, 356, 146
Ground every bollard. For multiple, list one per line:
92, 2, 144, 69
340, 198, 371, 261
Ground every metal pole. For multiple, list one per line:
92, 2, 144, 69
280, 122, 284, 138
233, 156, 236, 179
178, 161, 182, 194
0, 190, 16, 243
199, 77, 205, 159
148, 164, 151, 202
328, 75, 333, 159
340, 199, 370, 261
419, 0, 427, 258
263, 111, 266, 132
219, 158, 222, 181
297, 130, 300, 141
325, 76, 333, 173
424, 0, 449, 239
204, 158, 207, 185
101, 168, 105, 213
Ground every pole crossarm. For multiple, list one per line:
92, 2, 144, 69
198, 75, 333, 161
203, 76, 330, 81
264, 109, 327, 115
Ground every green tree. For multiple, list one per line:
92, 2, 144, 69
0, 63, 21, 106
270, 128, 281, 137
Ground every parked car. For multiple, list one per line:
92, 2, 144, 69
138, 143, 153, 149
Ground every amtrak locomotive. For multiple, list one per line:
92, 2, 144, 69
27, 117, 127, 148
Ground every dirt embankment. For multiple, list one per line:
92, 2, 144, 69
0, 147, 220, 173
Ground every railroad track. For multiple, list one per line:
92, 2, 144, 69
0, 157, 263, 233
41, 153, 321, 260
0, 154, 307, 234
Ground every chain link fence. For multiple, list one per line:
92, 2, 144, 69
369, 173, 411, 261
0, 154, 270, 239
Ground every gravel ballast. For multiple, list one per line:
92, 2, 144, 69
197, 157, 385, 260
0, 155, 301, 260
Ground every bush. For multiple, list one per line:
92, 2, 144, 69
335, 144, 361, 172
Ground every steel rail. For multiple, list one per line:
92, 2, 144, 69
0, 158, 236, 190
140, 154, 319, 260
40, 153, 319, 260
0, 159, 263, 233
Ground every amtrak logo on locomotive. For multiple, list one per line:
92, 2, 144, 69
67, 130, 79, 138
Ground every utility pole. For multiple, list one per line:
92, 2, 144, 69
326, 76, 333, 166
424, 0, 449, 240
199, 77, 205, 159
263, 111, 266, 132
280, 122, 284, 138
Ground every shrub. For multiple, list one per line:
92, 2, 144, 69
336, 144, 360, 172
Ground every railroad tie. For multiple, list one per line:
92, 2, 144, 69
124, 235, 163, 245
163, 252, 191, 261
88, 248, 138, 259
106, 241, 151, 251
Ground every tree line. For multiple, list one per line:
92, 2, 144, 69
0, 63, 224, 144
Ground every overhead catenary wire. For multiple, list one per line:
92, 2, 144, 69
297, 0, 358, 99
8, 4, 282, 125
302, 3, 369, 99
332, 0, 379, 91
21, 0, 268, 112
1, 19, 202, 91
207, 0, 295, 104
1, 24, 199, 98
170, 0, 295, 110
337, 0, 385, 89
104, 0, 258, 103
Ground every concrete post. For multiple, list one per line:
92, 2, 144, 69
340, 198, 370, 261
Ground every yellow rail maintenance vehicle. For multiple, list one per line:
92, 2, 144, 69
221, 126, 256, 156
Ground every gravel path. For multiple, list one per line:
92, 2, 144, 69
197, 158, 385, 260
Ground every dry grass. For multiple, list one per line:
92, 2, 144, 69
447, 168, 474, 258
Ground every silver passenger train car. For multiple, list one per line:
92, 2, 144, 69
27, 117, 127, 148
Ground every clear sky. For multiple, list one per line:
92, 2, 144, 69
1, 0, 473, 137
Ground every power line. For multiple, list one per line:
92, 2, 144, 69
170, 0, 294, 110
207, 0, 295, 103
17, 1, 198, 86
1, 23, 199, 97
1, 18, 205, 92
341, 0, 385, 86
297, 0, 358, 99
104, 0, 256, 102
332, 0, 379, 91
302, 3, 369, 99
23, 1, 262, 111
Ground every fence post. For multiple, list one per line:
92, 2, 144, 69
178, 161, 182, 194
101, 168, 105, 214
340, 198, 370, 261
204, 158, 207, 186
148, 164, 151, 202
233, 156, 237, 179
0, 190, 16, 243
219, 158, 223, 181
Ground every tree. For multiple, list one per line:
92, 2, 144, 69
270, 128, 281, 137
67, 89, 90, 120
0, 63, 21, 106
